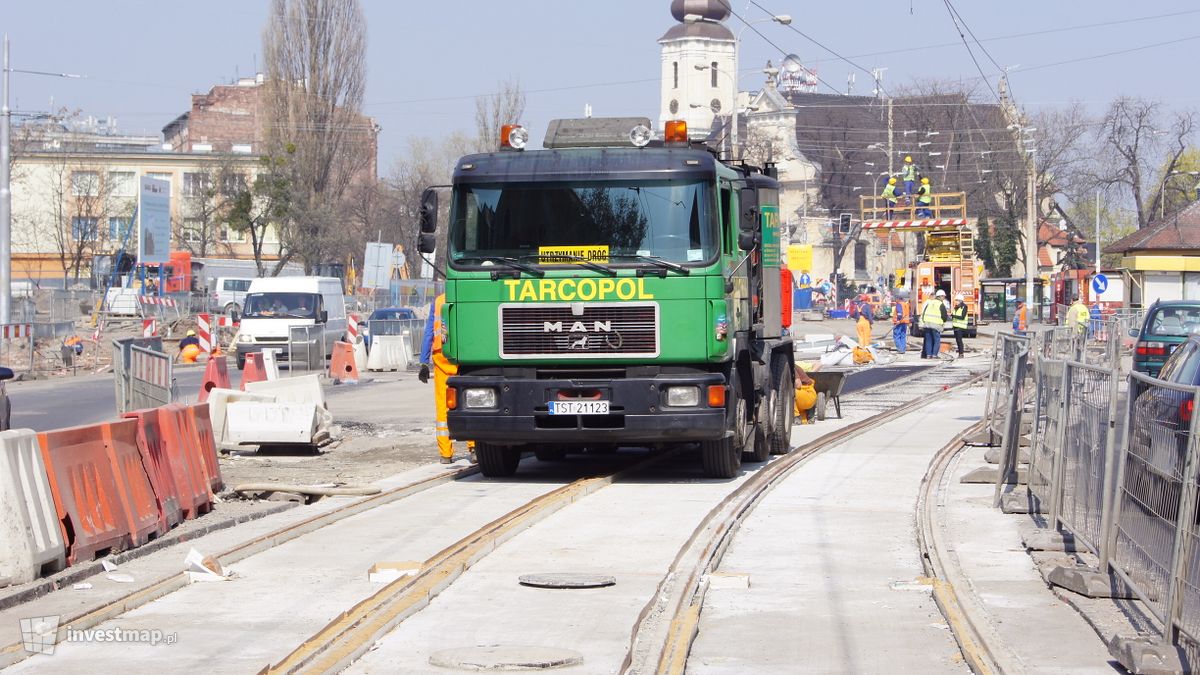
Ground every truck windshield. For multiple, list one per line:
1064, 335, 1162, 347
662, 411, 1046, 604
449, 180, 717, 266
243, 292, 320, 319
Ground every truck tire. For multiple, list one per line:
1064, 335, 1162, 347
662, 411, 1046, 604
816, 392, 828, 421
769, 356, 794, 455
476, 442, 521, 477
702, 435, 741, 478
534, 445, 566, 462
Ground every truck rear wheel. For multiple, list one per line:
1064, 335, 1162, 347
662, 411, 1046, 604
476, 442, 521, 477
769, 356, 794, 455
702, 435, 741, 478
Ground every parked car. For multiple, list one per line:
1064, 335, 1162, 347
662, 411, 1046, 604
1126, 334, 1200, 526
1132, 300, 1200, 377
212, 277, 254, 315
0, 367, 13, 431
363, 307, 419, 350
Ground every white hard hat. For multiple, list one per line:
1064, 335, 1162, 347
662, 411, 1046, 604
935, 289, 947, 297
955, 293, 965, 301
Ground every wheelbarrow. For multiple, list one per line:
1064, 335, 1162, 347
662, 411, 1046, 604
809, 368, 850, 420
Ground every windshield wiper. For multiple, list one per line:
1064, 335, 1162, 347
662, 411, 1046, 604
522, 253, 617, 277
456, 256, 545, 278
611, 254, 690, 277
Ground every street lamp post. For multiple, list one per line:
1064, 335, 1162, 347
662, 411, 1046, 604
0, 36, 82, 324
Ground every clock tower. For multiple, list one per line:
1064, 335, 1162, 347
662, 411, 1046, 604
659, 0, 736, 138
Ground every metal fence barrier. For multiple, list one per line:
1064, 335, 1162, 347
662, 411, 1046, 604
286, 326, 328, 374
128, 345, 173, 411
1027, 357, 1067, 515
991, 331, 1032, 506
112, 336, 166, 414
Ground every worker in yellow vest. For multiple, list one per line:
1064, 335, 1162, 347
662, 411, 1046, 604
916, 177, 934, 218
920, 289, 949, 359
1067, 295, 1090, 336
951, 293, 970, 358
901, 156, 917, 201
419, 294, 475, 464
881, 178, 900, 219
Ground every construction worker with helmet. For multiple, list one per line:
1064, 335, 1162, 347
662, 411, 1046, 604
901, 155, 917, 200
891, 292, 911, 353
420, 294, 475, 464
951, 293, 970, 358
881, 177, 900, 219
919, 289, 949, 359
179, 329, 202, 363
916, 177, 934, 218
1067, 294, 1090, 336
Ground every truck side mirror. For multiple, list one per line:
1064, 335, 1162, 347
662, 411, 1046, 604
418, 232, 437, 254
738, 187, 759, 251
419, 188, 439, 234
318, 310, 328, 324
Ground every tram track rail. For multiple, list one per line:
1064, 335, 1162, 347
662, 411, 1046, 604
0, 361, 988, 674
622, 364, 988, 674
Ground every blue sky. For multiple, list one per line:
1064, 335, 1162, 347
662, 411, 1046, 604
4, 1, 1197, 171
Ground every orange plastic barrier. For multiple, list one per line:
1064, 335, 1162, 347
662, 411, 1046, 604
184, 403, 224, 494
125, 408, 193, 527
155, 405, 214, 518
240, 353, 267, 391
37, 420, 162, 564
330, 341, 359, 384
199, 355, 231, 403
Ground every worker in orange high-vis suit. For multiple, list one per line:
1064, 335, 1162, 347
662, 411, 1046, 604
419, 294, 475, 464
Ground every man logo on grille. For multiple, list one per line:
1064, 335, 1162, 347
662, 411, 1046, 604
20, 616, 60, 655
542, 321, 612, 333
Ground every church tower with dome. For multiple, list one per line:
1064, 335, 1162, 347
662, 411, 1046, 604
658, 0, 736, 136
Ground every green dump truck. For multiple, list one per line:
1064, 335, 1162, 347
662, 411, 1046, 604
417, 117, 794, 478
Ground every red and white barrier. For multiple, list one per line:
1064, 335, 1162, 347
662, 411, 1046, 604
137, 296, 178, 308
860, 219, 968, 230
347, 314, 360, 342
0, 324, 31, 339
196, 313, 212, 353
143, 319, 158, 338
216, 316, 238, 329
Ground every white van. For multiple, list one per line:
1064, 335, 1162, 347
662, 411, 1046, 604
235, 276, 347, 370
213, 277, 254, 314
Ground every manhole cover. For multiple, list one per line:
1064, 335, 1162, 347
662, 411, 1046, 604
518, 573, 616, 589
429, 645, 584, 670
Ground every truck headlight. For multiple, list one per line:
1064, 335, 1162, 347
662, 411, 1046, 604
665, 386, 700, 407
238, 333, 252, 343
463, 387, 498, 409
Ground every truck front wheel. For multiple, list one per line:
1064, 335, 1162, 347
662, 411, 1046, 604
769, 356, 794, 455
702, 435, 741, 479
476, 442, 521, 477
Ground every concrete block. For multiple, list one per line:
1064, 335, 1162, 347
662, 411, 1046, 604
245, 374, 326, 409
1023, 529, 1079, 552
260, 348, 282, 381
353, 340, 369, 374
225, 402, 320, 446
1047, 566, 1135, 599
0, 430, 66, 585
1000, 489, 1044, 514
367, 335, 409, 372
1109, 635, 1185, 675
205, 388, 277, 448
960, 466, 1027, 485
965, 428, 995, 446
983, 446, 1029, 465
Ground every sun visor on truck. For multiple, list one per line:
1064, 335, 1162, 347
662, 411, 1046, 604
543, 117, 654, 149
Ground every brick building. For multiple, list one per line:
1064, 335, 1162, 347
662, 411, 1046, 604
162, 74, 378, 179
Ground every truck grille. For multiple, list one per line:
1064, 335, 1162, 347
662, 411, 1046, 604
499, 303, 659, 359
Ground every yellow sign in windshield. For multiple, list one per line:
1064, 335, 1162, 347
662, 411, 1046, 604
537, 245, 610, 264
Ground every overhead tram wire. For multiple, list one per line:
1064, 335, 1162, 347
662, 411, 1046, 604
941, 0, 1002, 104
713, 0, 845, 97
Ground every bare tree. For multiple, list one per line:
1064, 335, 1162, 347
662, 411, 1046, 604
474, 78, 525, 153
386, 133, 470, 276
177, 161, 243, 258
262, 0, 372, 271
44, 160, 112, 283
1092, 97, 1196, 228
227, 156, 292, 277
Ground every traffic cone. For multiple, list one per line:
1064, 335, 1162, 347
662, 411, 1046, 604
330, 341, 359, 384
240, 353, 267, 391
198, 354, 231, 402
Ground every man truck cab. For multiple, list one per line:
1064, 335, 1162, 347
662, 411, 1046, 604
235, 276, 347, 370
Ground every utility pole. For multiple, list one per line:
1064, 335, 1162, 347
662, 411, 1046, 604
998, 75, 1037, 323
